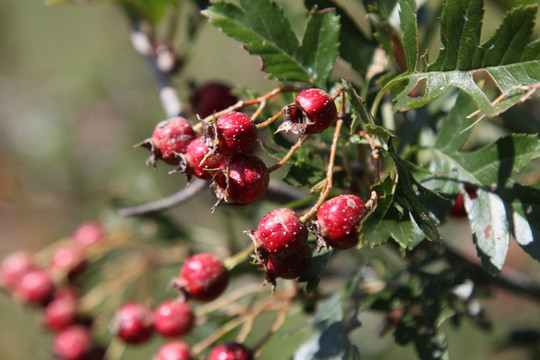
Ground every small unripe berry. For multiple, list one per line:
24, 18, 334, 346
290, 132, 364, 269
110, 302, 154, 344
279, 88, 337, 135
317, 195, 367, 250
153, 341, 193, 360
16, 268, 54, 305
210, 112, 257, 155
248, 208, 308, 257
264, 243, 312, 283
154, 300, 194, 338
212, 155, 269, 207
0, 251, 34, 290
190, 82, 237, 118
184, 137, 230, 180
71, 221, 104, 247
53, 325, 92, 360
209, 342, 254, 360
174, 253, 229, 302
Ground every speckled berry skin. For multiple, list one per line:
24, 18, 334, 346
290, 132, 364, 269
185, 137, 230, 180
264, 243, 312, 282
53, 325, 92, 360
174, 253, 229, 302
213, 155, 269, 205
0, 251, 34, 290
213, 112, 257, 155
154, 300, 194, 338
190, 82, 237, 118
250, 208, 308, 257
16, 268, 54, 304
153, 341, 193, 360
209, 342, 254, 360
317, 195, 367, 250
146, 117, 196, 166
110, 302, 154, 344
295, 89, 337, 133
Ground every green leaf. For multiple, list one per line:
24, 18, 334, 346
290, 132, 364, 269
306, 0, 377, 76
399, 0, 418, 73
390, 2, 540, 121
203, 0, 340, 86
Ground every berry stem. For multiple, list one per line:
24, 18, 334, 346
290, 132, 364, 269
268, 135, 311, 172
252, 294, 292, 356
299, 119, 344, 222
256, 107, 285, 129
223, 244, 254, 270
191, 316, 246, 356
357, 130, 382, 210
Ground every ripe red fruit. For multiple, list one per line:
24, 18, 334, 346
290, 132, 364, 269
264, 243, 312, 284
316, 195, 367, 250
51, 244, 87, 279
153, 341, 192, 360
247, 208, 308, 257
209, 342, 254, 360
0, 251, 34, 290
173, 253, 229, 302
279, 88, 337, 135
16, 268, 54, 304
211, 155, 269, 208
190, 82, 237, 118
184, 136, 230, 180
449, 192, 466, 217
53, 325, 92, 360
208, 112, 257, 155
154, 300, 194, 338
43, 291, 78, 331
141, 117, 196, 167
71, 221, 104, 247
110, 302, 154, 344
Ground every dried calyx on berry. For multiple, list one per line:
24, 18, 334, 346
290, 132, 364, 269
278, 88, 337, 136
173, 136, 230, 181
203, 111, 258, 156
138, 117, 196, 167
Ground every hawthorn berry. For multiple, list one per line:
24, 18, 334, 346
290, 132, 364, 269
209, 342, 254, 360
0, 251, 34, 290
110, 302, 154, 344
53, 325, 92, 360
173, 253, 229, 302
183, 136, 230, 180
140, 117, 196, 167
247, 208, 308, 257
264, 243, 312, 284
316, 195, 367, 250
279, 88, 337, 135
190, 82, 237, 118
211, 155, 269, 208
15, 268, 54, 305
51, 244, 87, 279
43, 291, 78, 331
153, 341, 192, 360
206, 112, 257, 155
71, 221, 104, 248
154, 299, 194, 338
449, 192, 466, 217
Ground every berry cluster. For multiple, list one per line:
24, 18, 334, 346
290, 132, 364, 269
0, 221, 105, 360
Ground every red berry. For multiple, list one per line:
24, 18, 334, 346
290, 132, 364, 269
264, 243, 312, 283
210, 112, 257, 155
317, 195, 367, 250
154, 300, 194, 338
53, 325, 92, 360
51, 244, 87, 279
71, 221, 104, 247
449, 192, 466, 217
16, 268, 54, 304
0, 251, 34, 290
43, 291, 78, 331
141, 117, 196, 166
279, 88, 337, 135
209, 342, 253, 360
212, 155, 269, 207
110, 302, 154, 344
184, 137, 230, 180
248, 208, 308, 257
174, 253, 229, 302
153, 341, 193, 360
190, 82, 237, 118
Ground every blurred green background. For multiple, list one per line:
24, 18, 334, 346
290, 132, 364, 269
1, 0, 539, 359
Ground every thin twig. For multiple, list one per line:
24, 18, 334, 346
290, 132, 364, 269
268, 135, 311, 172
253, 295, 293, 356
